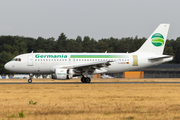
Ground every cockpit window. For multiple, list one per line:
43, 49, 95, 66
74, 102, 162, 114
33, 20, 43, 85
11, 59, 15, 61
11, 58, 21, 62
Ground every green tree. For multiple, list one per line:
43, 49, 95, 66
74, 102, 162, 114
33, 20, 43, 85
75, 36, 83, 52
97, 39, 109, 52
35, 37, 46, 52
44, 37, 56, 52
82, 36, 91, 52
56, 33, 67, 52
0, 51, 12, 74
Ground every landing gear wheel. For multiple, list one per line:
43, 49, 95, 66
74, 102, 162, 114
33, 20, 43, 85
29, 73, 33, 83
81, 77, 91, 83
85, 77, 91, 83
28, 79, 32, 83
81, 77, 86, 83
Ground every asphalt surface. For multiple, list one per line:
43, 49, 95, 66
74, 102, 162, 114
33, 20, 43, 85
1, 82, 180, 84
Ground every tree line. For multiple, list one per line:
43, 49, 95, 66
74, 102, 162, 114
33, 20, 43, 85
0, 33, 179, 74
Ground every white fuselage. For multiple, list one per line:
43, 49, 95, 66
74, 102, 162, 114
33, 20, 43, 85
4, 52, 172, 74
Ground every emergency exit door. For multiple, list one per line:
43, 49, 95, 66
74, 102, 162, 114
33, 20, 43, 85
27, 55, 33, 66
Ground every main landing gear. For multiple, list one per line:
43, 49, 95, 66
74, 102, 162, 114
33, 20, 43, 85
81, 76, 91, 83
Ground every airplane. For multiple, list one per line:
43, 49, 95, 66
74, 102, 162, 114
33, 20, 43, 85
4, 24, 173, 83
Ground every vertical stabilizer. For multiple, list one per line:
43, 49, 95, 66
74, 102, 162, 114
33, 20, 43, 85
135, 24, 170, 55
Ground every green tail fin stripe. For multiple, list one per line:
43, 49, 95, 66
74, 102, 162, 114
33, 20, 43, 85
151, 38, 164, 45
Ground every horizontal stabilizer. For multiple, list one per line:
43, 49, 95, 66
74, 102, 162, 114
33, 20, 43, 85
148, 55, 173, 61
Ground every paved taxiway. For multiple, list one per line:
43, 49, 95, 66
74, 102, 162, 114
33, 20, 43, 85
1, 82, 180, 84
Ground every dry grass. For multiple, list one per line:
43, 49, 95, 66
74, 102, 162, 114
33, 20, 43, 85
0, 78, 180, 119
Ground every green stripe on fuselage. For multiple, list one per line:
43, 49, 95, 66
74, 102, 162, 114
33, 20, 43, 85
70, 55, 129, 58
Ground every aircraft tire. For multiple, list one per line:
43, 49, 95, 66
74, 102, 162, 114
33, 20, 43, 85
85, 77, 91, 83
28, 79, 32, 83
81, 77, 86, 83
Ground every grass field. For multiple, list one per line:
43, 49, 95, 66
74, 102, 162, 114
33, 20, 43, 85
0, 78, 180, 120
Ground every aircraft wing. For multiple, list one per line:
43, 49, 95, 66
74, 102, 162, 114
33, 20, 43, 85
72, 61, 111, 69
50, 61, 113, 74
71, 61, 112, 74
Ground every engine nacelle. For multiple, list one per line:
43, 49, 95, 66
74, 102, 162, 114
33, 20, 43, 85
51, 68, 74, 80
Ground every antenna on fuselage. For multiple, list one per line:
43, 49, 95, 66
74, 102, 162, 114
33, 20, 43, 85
31, 51, 34, 53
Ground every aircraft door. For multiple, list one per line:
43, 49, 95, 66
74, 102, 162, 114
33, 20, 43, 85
27, 55, 33, 66
132, 55, 138, 66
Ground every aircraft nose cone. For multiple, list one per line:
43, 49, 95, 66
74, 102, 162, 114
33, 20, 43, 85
4, 62, 10, 71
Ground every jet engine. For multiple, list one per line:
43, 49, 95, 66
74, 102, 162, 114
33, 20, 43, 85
51, 68, 74, 80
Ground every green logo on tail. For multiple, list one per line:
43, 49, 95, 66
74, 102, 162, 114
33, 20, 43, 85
151, 33, 164, 47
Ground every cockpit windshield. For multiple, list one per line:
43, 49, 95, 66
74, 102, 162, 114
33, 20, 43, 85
11, 58, 21, 61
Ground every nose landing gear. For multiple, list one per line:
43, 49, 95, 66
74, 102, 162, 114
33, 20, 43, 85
28, 73, 33, 83
28, 79, 32, 83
